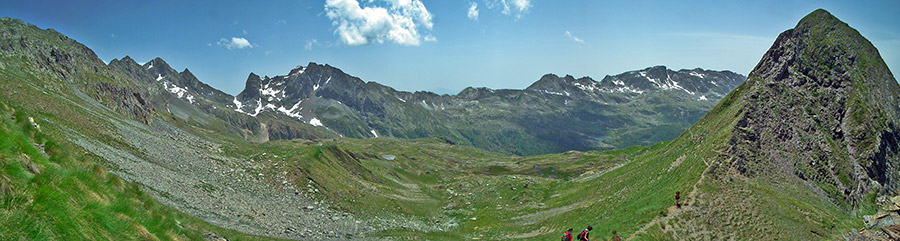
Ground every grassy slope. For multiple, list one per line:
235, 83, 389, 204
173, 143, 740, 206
251, 74, 865, 240
0, 20, 283, 239
0, 103, 279, 241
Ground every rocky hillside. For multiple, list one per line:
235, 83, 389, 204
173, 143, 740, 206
633, 9, 900, 240
726, 9, 900, 205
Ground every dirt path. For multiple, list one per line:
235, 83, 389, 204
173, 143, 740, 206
627, 157, 710, 240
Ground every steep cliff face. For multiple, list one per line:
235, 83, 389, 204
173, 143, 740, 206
727, 9, 900, 204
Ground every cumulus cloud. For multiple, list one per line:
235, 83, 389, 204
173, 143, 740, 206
565, 31, 584, 44
324, 0, 434, 46
217, 37, 255, 50
484, 0, 531, 19
467, 2, 479, 21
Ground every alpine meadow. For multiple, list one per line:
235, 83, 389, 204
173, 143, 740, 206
1, 1, 900, 240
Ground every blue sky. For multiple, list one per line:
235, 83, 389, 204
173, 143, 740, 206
3, 0, 899, 95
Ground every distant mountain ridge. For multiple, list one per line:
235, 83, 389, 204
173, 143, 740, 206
105, 54, 745, 155
527, 65, 743, 101
227, 62, 744, 154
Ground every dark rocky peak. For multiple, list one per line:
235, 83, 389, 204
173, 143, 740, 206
144, 57, 172, 71
726, 9, 900, 204
108, 55, 154, 84
178, 68, 205, 90
109, 55, 139, 67
525, 73, 599, 97
288, 65, 305, 76
238, 73, 264, 98
144, 57, 181, 82
457, 87, 496, 99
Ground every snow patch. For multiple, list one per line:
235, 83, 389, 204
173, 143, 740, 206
640, 71, 658, 85
185, 95, 195, 104
148, 62, 153, 69
309, 117, 323, 127
540, 90, 569, 96
233, 97, 245, 113
164, 82, 188, 98
396, 96, 407, 103
689, 71, 706, 78
249, 99, 264, 117
370, 129, 378, 138
156, 74, 164, 81
698, 95, 708, 101
260, 83, 283, 100
277, 101, 303, 119
573, 82, 598, 92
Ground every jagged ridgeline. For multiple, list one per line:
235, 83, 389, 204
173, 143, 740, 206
105, 54, 746, 156
225, 63, 743, 155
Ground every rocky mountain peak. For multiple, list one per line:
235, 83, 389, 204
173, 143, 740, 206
727, 9, 900, 204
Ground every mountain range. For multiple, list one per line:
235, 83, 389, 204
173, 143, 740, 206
108, 54, 744, 155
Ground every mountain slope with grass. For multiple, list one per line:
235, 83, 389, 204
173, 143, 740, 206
251, 9, 898, 240
0, 102, 281, 240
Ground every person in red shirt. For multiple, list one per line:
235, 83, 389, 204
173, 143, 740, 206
675, 191, 681, 208
562, 228, 573, 241
577, 226, 592, 241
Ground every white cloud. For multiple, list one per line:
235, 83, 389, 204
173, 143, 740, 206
565, 31, 584, 44
467, 2, 479, 21
324, 0, 434, 46
484, 0, 531, 19
275, 19, 287, 25
511, 0, 531, 12
217, 37, 255, 50
424, 35, 436, 42
305, 39, 318, 51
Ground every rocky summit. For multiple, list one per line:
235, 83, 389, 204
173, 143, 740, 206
727, 9, 900, 204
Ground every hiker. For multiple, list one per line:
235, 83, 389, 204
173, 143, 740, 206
577, 226, 592, 241
675, 191, 681, 208
561, 228, 573, 241
609, 230, 622, 241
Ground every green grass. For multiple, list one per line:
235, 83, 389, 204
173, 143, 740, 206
0, 103, 282, 241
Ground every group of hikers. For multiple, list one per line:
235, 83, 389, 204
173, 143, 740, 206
561, 191, 682, 241
561, 226, 622, 241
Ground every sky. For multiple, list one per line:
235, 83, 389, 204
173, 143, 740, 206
2, 0, 899, 95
